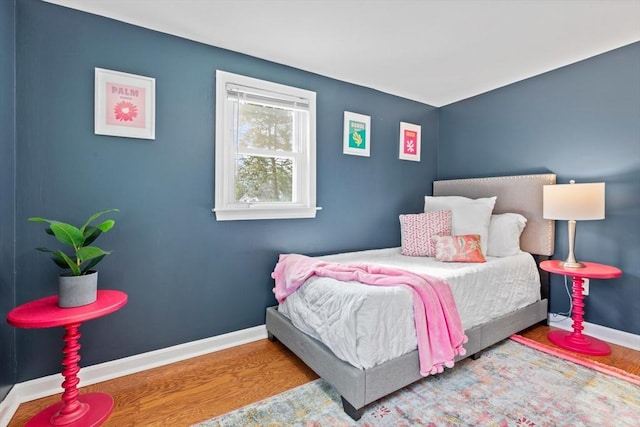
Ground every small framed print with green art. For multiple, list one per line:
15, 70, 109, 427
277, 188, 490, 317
343, 111, 370, 157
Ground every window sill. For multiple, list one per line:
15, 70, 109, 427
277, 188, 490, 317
213, 206, 321, 221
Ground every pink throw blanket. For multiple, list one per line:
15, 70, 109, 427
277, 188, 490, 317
272, 253, 468, 376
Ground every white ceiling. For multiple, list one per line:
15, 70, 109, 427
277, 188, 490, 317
44, 0, 640, 107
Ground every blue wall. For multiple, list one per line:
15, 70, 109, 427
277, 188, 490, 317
3, 0, 637, 390
0, 0, 16, 401
8, 0, 438, 381
439, 43, 640, 335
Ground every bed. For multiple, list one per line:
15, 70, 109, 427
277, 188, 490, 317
265, 173, 556, 420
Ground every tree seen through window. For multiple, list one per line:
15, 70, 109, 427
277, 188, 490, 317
234, 102, 295, 203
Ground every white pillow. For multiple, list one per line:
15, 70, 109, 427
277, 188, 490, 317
424, 195, 496, 256
486, 213, 527, 257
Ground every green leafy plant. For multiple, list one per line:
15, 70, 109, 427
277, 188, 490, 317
28, 209, 119, 276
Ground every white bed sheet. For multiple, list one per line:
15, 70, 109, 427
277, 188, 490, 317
278, 247, 541, 370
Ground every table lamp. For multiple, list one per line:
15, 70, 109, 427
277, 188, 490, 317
543, 180, 605, 268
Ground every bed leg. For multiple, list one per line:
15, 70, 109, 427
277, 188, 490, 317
341, 397, 364, 421
267, 331, 278, 342
471, 352, 482, 360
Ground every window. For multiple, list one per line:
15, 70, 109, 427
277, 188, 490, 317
214, 71, 317, 221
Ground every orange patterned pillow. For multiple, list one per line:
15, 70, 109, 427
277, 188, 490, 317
433, 234, 486, 263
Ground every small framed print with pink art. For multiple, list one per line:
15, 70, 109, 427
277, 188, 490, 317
399, 121, 421, 161
94, 68, 155, 140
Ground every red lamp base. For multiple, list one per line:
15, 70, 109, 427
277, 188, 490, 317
547, 329, 611, 356
25, 392, 114, 427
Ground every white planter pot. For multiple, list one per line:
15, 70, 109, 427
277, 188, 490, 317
58, 271, 98, 308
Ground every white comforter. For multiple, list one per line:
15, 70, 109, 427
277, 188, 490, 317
278, 247, 540, 370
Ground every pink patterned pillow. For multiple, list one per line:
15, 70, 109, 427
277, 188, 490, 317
399, 211, 452, 257
433, 234, 486, 263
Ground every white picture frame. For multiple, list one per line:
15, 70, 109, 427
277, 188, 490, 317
95, 68, 155, 140
398, 121, 421, 161
343, 111, 371, 157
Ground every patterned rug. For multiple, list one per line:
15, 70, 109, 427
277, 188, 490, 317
193, 339, 640, 426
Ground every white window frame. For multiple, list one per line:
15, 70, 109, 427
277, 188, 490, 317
214, 70, 317, 221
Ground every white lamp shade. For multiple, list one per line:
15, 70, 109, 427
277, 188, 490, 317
543, 182, 605, 220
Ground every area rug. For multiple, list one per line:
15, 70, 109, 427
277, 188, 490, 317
193, 339, 640, 426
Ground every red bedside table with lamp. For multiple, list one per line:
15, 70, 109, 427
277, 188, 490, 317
7, 290, 127, 427
542, 180, 622, 356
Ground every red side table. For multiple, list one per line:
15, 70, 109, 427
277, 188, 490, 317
540, 260, 621, 356
7, 290, 128, 427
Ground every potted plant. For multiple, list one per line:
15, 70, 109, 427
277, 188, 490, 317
29, 209, 119, 307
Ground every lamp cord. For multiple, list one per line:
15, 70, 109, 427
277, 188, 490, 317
549, 275, 573, 322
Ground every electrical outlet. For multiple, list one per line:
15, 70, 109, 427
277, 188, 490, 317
582, 278, 589, 296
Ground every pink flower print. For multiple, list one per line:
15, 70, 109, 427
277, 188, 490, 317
114, 101, 138, 122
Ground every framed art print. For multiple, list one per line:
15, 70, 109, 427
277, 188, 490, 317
95, 68, 155, 140
343, 111, 371, 157
399, 121, 421, 161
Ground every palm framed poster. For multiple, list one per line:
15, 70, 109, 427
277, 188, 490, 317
94, 68, 155, 140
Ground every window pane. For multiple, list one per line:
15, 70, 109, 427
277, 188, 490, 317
238, 102, 293, 152
234, 155, 293, 203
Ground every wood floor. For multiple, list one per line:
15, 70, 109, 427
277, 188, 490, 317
8, 324, 639, 426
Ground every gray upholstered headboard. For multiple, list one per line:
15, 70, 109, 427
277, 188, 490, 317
433, 174, 556, 256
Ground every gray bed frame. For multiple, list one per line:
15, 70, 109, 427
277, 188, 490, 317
265, 173, 557, 420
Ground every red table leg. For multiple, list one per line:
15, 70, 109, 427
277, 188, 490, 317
25, 322, 114, 427
548, 276, 611, 356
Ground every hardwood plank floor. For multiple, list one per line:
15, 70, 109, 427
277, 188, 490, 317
8, 324, 639, 426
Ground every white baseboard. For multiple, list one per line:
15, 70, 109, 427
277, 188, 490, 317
0, 389, 21, 427
547, 314, 640, 351
0, 325, 267, 426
